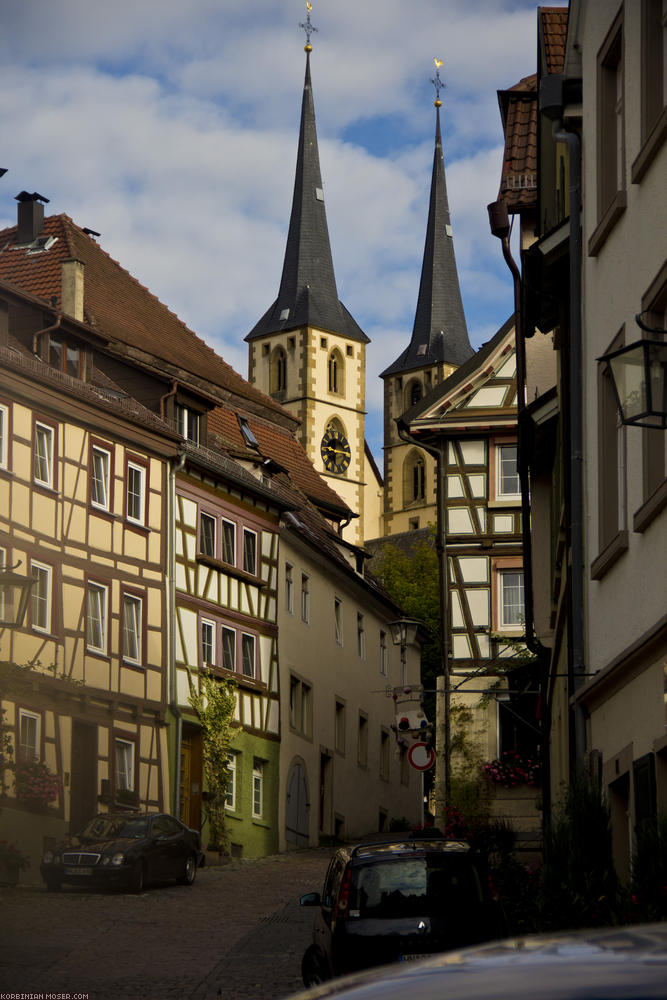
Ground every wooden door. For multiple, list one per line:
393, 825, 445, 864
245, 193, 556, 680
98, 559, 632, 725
69, 721, 97, 834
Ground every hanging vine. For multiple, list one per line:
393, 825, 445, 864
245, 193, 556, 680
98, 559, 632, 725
187, 668, 238, 853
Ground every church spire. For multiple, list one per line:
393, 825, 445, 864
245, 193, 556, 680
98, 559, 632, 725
381, 59, 472, 378
246, 5, 367, 344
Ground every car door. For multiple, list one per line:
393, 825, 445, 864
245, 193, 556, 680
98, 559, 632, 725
151, 814, 186, 880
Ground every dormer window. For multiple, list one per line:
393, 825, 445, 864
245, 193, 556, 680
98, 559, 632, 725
48, 335, 81, 378
26, 235, 58, 255
237, 415, 260, 450
176, 404, 200, 444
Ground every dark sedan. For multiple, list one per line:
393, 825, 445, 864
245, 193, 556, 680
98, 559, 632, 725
40, 812, 203, 892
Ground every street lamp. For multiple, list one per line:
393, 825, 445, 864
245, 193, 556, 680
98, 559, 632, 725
598, 316, 667, 429
0, 564, 35, 628
387, 618, 421, 686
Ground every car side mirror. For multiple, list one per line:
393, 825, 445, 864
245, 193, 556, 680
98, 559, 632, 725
300, 891, 321, 907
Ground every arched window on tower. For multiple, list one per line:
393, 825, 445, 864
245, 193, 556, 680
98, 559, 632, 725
270, 346, 287, 399
403, 449, 426, 506
328, 348, 345, 395
405, 379, 423, 410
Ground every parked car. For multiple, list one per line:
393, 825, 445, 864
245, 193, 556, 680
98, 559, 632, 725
299, 837, 505, 985
40, 812, 203, 892
289, 923, 667, 1000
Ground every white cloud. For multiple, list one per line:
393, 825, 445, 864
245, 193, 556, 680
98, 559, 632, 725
0, 0, 555, 466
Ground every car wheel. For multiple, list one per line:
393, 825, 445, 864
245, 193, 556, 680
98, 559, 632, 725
178, 852, 197, 886
130, 860, 145, 893
301, 945, 328, 987
45, 879, 61, 892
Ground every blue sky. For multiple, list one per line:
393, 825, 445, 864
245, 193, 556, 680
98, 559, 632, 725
0, 0, 566, 460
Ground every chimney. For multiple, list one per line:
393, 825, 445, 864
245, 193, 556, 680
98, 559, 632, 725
15, 191, 49, 244
61, 259, 85, 322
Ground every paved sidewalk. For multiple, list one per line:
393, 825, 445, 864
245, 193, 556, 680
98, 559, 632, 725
0, 848, 332, 1000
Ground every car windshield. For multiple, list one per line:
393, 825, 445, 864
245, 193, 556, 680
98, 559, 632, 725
78, 816, 149, 842
350, 855, 483, 918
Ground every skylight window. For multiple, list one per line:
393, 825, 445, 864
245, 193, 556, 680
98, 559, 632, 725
315, 187, 324, 201
237, 415, 260, 450
445, 224, 453, 237
26, 235, 58, 255
280, 308, 290, 321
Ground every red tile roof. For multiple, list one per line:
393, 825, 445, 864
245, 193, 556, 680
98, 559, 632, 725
540, 7, 569, 75
0, 213, 294, 425
208, 406, 351, 517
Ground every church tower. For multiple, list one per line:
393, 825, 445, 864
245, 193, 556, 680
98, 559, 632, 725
246, 8, 369, 546
380, 62, 473, 536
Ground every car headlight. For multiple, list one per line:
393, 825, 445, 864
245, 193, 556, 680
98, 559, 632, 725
111, 852, 125, 866
42, 850, 54, 864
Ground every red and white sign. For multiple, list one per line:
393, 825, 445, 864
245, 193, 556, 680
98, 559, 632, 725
407, 742, 435, 771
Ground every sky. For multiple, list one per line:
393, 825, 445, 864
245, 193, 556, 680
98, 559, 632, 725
0, 0, 566, 461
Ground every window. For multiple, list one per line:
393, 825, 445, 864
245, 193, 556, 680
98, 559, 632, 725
200, 512, 216, 558
301, 573, 310, 624
270, 346, 287, 397
290, 676, 312, 737
222, 626, 236, 671
328, 349, 344, 395
379, 629, 388, 676
403, 449, 425, 505
593, 328, 627, 575
31, 561, 51, 633
497, 443, 520, 498
358, 713, 368, 768
407, 379, 423, 409
243, 528, 257, 575
18, 709, 40, 761
175, 404, 200, 444
122, 593, 142, 665
0, 402, 9, 470
201, 620, 215, 666
380, 729, 390, 781
91, 444, 110, 511
126, 459, 146, 526
357, 613, 365, 659
285, 563, 294, 614
334, 597, 343, 645
335, 700, 346, 754
49, 335, 80, 377
114, 738, 135, 792
221, 519, 235, 564
252, 759, 264, 818
86, 581, 108, 653
34, 421, 54, 488
241, 633, 256, 678
225, 754, 237, 812
637, 270, 667, 527
499, 570, 524, 628
591, 8, 625, 253
633, 0, 667, 182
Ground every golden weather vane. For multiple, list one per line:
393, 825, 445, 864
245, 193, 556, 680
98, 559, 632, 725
431, 57, 445, 107
300, 1, 318, 50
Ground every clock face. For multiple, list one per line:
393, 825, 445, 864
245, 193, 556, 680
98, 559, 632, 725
321, 426, 351, 474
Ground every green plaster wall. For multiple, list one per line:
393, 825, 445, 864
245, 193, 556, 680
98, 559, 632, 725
224, 729, 280, 858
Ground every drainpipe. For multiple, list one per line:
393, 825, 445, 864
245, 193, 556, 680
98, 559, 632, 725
551, 118, 586, 780
168, 451, 187, 816
32, 313, 62, 356
396, 426, 451, 814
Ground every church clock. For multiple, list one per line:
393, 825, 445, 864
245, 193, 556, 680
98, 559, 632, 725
321, 426, 351, 475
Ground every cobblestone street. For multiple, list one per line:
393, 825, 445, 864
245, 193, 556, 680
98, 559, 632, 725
0, 848, 332, 1000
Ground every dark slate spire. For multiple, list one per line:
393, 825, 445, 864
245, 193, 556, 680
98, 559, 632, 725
381, 96, 472, 378
246, 47, 368, 344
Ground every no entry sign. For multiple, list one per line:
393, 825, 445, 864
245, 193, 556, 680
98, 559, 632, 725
407, 742, 435, 771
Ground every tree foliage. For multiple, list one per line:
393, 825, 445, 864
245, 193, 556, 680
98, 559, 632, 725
187, 669, 237, 853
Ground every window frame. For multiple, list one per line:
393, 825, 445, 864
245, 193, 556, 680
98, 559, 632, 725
357, 612, 366, 659
225, 754, 237, 812
18, 708, 41, 762
301, 573, 310, 624
222, 625, 236, 672
496, 442, 520, 500
242, 527, 258, 576
114, 736, 136, 794
335, 699, 346, 755
498, 569, 525, 630
125, 456, 147, 527
590, 7, 626, 255
30, 560, 52, 634
379, 629, 388, 677
380, 728, 390, 781
632, 0, 667, 182
201, 618, 215, 667
221, 517, 236, 565
33, 418, 55, 489
0, 400, 9, 471
241, 631, 256, 679
86, 580, 109, 655
199, 510, 217, 559
90, 441, 112, 512
334, 596, 343, 646
175, 403, 201, 444
252, 759, 264, 819
121, 591, 143, 667
357, 712, 369, 768
285, 563, 294, 614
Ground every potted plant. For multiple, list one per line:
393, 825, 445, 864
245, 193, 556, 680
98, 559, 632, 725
14, 759, 61, 807
482, 750, 540, 788
0, 841, 30, 886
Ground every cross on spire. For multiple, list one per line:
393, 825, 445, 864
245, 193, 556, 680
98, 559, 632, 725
431, 57, 445, 107
300, 2, 318, 49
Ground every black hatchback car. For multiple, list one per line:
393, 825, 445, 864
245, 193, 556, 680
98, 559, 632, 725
40, 812, 203, 892
299, 838, 506, 985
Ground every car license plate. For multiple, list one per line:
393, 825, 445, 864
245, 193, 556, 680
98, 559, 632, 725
65, 867, 92, 875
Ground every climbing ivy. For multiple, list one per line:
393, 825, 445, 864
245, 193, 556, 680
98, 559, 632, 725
187, 669, 238, 853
